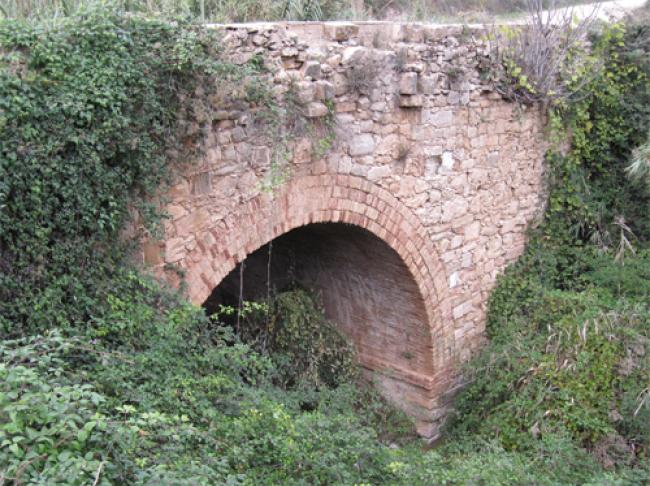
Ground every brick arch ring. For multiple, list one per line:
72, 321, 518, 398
178, 174, 454, 411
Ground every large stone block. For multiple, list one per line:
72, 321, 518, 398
399, 94, 423, 108
424, 109, 453, 127
399, 72, 418, 95
324, 23, 359, 41
314, 80, 335, 101
304, 102, 329, 118
302, 60, 321, 79
348, 133, 375, 156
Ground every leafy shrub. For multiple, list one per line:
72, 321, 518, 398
395, 437, 606, 485
0, 291, 413, 484
583, 248, 650, 301
548, 22, 650, 244
225, 289, 358, 390
450, 245, 650, 463
2, 4, 650, 485
0, 330, 246, 484
0, 333, 108, 485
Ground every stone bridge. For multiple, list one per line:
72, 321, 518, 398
143, 21, 547, 439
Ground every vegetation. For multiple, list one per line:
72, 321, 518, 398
1, 3, 650, 485
0, 0, 608, 23
489, 0, 601, 106
220, 289, 359, 390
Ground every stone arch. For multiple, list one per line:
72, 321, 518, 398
179, 174, 454, 435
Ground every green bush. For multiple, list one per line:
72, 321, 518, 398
546, 23, 650, 244
0, 333, 108, 484
224, 289, 358, 390
583, 249, 650, 301
1, 5, 650, 485
0, 9, 225, 336
450, 247, 650, 465
0, 298, 409, 484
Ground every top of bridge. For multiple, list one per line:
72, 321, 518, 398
205, 21, 495, 47
202, 0, 646, 43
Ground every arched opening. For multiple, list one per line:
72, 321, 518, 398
202, 222, 434, 415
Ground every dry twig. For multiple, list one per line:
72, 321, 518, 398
490, 0, 601, 105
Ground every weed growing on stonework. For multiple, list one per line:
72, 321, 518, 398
489, 0, 601, 106
346, 52, 382, 94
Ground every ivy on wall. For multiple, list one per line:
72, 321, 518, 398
546, 23, 650, 245
0, 9, 233, 336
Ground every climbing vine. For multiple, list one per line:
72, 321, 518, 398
545, 22, 650, 245
0, 8, 251, 336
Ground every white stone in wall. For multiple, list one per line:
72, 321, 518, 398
349, 133, 375, 156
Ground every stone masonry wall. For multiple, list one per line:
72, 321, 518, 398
143, 21, 547, 440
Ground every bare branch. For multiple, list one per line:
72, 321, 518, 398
489, 0, 602, 106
